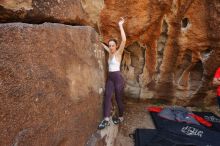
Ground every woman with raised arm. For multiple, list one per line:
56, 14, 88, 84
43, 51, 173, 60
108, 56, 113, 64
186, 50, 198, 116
98, 17, 126, 130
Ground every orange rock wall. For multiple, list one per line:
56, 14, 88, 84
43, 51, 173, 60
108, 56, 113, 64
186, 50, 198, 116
0, 0, 220, 145
100, 0, 220, 105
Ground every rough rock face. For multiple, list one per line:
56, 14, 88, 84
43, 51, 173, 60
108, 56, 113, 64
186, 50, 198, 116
188, 0, 220, 105
0, 0, 220, 145
100, 0, 220, 105
0, 0, 104, 26
0, 23, 106, 146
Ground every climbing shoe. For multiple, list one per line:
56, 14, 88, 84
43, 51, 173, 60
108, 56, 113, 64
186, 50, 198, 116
112, 117, 124, 125
97, 120, 110, 130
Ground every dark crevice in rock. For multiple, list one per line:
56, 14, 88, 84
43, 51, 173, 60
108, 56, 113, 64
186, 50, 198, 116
201, 48, 212, 58
181, 17, 189, 28
121, 42, 145, 98
189, 60, 203, 89
128, 44, 145, 83
0, 6, 87, 26
138, 46, 146, 82
156, 19, 168, 81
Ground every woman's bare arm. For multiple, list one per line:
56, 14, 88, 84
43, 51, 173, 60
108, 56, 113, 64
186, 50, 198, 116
101, 42, 110, 53
117, 17, 126, 55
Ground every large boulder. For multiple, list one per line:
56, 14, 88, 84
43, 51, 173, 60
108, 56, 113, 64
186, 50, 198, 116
0, 23, 106, 146
0, 0, 104, 26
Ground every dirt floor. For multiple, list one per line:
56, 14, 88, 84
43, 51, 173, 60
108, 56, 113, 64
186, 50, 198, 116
114, 100, 155, 146
87, 98, 220, 146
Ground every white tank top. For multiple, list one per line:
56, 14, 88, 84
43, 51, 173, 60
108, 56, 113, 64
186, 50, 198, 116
108, 55, 120, 72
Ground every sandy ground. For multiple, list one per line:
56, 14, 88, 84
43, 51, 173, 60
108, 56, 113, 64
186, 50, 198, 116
87, 98, 220, 146
86, 99, 155, 146
114, 100, 155, 146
